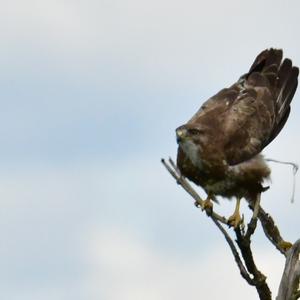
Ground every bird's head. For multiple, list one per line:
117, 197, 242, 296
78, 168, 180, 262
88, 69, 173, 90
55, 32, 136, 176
176, 123, 221, 170
176, 124, 208, 146
176, 124, 209, 168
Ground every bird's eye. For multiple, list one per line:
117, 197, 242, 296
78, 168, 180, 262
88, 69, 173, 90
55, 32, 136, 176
189, 128, 201, 135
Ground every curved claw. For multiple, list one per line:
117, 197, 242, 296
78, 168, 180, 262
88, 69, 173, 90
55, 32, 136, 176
228, 212, 244, 228
279, 240, 293, 251
201, 198, 213, 214
227, 197, 243, 228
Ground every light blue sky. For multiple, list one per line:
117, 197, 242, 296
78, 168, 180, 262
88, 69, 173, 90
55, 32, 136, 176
1, 0, 300, 299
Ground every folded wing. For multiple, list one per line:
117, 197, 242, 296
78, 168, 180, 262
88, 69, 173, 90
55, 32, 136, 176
189, 49, 299, 166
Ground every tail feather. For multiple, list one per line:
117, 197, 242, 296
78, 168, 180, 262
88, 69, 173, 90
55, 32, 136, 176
278, 58, 292, 87
277, 64, 299, 118
264, 64, 279, 74
248, 48, 282, 74
248, 48, 299, 148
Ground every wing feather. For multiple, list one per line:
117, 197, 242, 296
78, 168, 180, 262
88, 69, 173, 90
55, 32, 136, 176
187, 48, 298, 166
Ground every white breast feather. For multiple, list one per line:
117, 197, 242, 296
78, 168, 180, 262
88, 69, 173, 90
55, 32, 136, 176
180, 140, 203, 169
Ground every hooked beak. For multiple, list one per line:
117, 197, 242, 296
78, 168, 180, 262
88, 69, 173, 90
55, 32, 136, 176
176, 127, 187, 143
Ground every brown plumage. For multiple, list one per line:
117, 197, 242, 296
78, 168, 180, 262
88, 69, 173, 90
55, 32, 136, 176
176, 49, 299, 226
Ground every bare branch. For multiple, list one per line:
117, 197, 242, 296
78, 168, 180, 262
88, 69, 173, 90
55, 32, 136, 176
162, 157, 275, 300
212, 218, 254, 284
245, 193, 261, 240
247, 204, 292, 256
277, 239, 300, 300
161, 158, 227, 224
162, 158, 254, 282
235, 226, 272, 300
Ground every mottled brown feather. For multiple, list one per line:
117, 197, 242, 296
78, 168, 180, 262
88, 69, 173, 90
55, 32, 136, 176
176, 48, 298, 200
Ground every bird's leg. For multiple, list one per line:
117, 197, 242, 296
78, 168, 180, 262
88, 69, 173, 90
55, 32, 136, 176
228, 197, 243, 228
252, 193, 261, 219
201, 194, 213, 212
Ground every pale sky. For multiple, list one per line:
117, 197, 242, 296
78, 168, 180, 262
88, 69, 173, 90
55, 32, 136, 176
0, 0, 300, 299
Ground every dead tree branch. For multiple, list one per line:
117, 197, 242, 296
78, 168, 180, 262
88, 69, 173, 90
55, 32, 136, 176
235, 226, 272, 300
256, 206, 292, 256
211, 218, 254, 285
277, 239, 300, 300
161, 158, 227, 224
162, 157, 296, 300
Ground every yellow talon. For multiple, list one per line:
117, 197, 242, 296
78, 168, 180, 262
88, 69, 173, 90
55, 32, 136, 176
228, 198, 243, 228
201, 197, 213, 212
228, 212, 243, 228
279, 240, 293, 251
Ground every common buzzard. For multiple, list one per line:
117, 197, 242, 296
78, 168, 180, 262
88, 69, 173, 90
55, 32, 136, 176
176, 49, 299, 227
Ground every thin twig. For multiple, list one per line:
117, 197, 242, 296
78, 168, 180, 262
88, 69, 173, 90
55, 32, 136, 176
212, 218, 254, 284
247, 204, 291, 256
162, 156, 273, 300
245, 193, 261, 240
161, 158, 227, 224
162, 157, 253, 286
235, 225, 272, 300
277, 239, 300, 300
233, 194, 272, 299
266, 158, 298, 203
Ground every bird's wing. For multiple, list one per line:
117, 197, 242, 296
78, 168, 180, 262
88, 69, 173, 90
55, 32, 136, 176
188, 87, 238, 123
223, 49, 298, 165
221, 88, 273, 165
188, 49, 298, 166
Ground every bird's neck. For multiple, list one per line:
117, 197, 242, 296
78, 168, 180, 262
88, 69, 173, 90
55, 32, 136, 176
180, 140, 204, 170
180, 140, 227, 176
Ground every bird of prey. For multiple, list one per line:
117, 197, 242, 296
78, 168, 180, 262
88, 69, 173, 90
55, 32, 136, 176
176, 48, 298, 227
